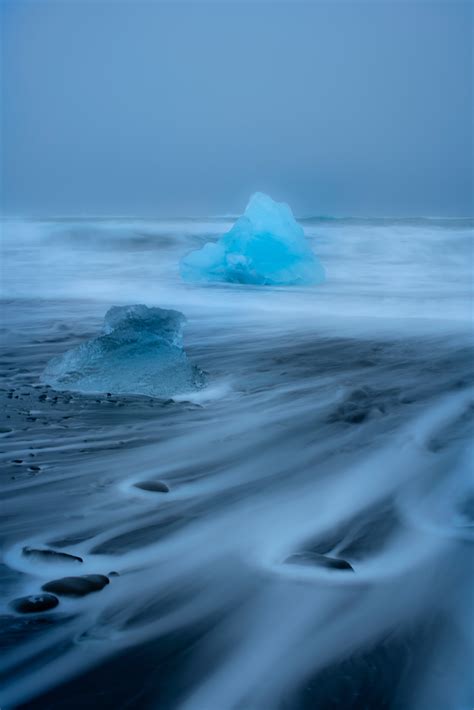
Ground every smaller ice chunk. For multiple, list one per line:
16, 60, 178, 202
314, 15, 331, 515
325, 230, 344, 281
42, 305, 204, 398
180, 192, 325, 286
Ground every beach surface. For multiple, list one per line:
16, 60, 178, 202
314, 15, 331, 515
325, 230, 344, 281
1, 216, 473, 709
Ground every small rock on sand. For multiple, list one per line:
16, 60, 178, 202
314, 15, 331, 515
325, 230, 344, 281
134, 480, 170, 493
284, 551, 354, 572
42, 574, 110, 597
22, 547, 83, 564
10, 594, 59, 614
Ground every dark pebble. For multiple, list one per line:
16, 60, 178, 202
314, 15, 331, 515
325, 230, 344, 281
42, 574, 110, 597
10, 594, 59, 614
108, 571, 120, 577
345, 411, 367, 424
0, 427, 12, 434
22, 546, 83, 564
28, 465, 41, 472
12, 459, 23, 464
284, 551, 354, 572
134, 480, 170, 493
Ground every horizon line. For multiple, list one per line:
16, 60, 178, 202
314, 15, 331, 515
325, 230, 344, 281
1, 213, 473, 223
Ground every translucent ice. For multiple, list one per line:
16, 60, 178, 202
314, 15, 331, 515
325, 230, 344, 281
42, 305, 204, 398
180, 192, 325, 286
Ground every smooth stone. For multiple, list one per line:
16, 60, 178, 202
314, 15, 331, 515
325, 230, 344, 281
108, 571, 120, 577
284, 551, 354, 572
22, 546, 83, 564
0, 427, 12, 433
134, 480, 170, 493
42, 574, 110, 597
10, 594, 59, 614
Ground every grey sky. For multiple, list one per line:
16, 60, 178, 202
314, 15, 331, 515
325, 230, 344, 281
1, 0, 472, 217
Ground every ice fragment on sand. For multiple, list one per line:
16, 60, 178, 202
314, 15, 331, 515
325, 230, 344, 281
42, 305, 204, 398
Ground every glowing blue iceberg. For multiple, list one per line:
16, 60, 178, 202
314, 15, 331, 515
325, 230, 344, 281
180, 192, 325, 286
42, 305, 204, 398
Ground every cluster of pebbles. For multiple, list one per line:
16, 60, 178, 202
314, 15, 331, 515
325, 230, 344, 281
8, 480, 171, 616
1, 369, 175, 626
9, 546, 115, 615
